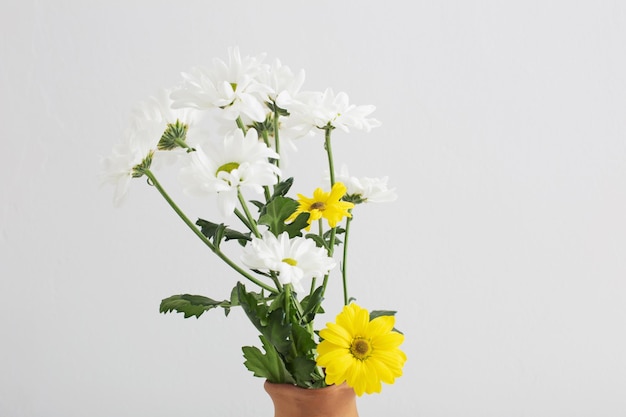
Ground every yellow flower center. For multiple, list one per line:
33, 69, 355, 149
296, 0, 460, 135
310, 201, 326, 211
216, 162, 240, 176
350, 337, 372, 360
282, 258, 298, 266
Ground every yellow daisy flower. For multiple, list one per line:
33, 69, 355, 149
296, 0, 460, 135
287, 182, 354, 229
316, 303, 406, 396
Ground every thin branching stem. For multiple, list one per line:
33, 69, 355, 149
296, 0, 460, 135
319, 126, 339, 299
273, 106, 281, 170
143, 169, 276, 294
234, 208, 253, 231
342, 214, 353, 305
237, 189, 261, 238
324, 125, 336, 187
235, 116, 247, 134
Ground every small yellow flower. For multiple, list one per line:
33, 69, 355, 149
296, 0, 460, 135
287, 182, 354, 229
316, 303, 406, 396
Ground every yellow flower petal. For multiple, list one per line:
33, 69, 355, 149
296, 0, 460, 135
336, 304, 368, 336
367, 315, 395, 335
328, 182, 347, 201
315, 303, 406, 396
317, 345, 351, 371
319, 322, 352, 347
371, 331, 404, 350
287, 183, 354, 229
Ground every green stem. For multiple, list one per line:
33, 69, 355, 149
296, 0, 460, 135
328, 228, 336, 257
273, 106, 281, 170
324, 126, 336, 187
236, 116, 247, 134
259, 128, 273, 202
284, 285, 299, 358
342, 214, 353, 305
321, 273, 330, 299
269, 272, 283, 291
284, 284, 292, 319
174, 138, 194, 152
237, 189, 261, 238
236, 190, 279, 289
261, 126, 271, 148
143, 169, 276, 294
234, 208, 253, 232
322, 126, 336, 297
316, 218, 324, 240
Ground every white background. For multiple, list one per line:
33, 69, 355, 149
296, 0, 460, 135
1, 1, 625, 416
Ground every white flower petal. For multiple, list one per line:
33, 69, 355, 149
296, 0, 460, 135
329, 165, 398, 203
241, 232, 336, 295
170, 47, 270, 122
178, 128, 280, 216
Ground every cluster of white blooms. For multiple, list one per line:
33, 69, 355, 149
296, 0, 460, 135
101, 47, 396, 292
101, 89, 198, 206
102, 47, 386, 206
170, 50, 271, 122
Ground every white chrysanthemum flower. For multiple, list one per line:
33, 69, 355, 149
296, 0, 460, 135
170, 47, 271, 122
101, 88, 197, 206
288, 88, 382, 133
179, 128, 280, 215
258, 59, 306, 108
241, 232, 337, 294
133, 88, 201, 161
100, 128, 154, 206
332, 165, 398, 204
131, 88, 198, 138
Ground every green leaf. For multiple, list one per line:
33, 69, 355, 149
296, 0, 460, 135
229, 285, 240, 307
305, 233, 328, 250
237, 283, 292, 355
249, 200, 265, 211
258, 196, 297, 230
271, 178, 294, 199
305, 227, 345, 250
323, 227, 344, 246
369, 310, 397, 320
265, 309, 293, 355
324, 226, 346, 237
300, 286, 325, 323
283, 212, 310, 238
196, 218, 251, 245
258, 196, 308, 237
291, 324, 317, 355
213, 223, 225, 248
268, 290, 286, 313
242, 335, 295, 384
237, 283, 269, 329
287, 357, 319, 387
160, 294, 232, 319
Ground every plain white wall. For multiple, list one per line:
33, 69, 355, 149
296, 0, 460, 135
1, 1, 625, 416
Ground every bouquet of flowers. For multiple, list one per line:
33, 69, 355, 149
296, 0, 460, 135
102, 47, 406, 396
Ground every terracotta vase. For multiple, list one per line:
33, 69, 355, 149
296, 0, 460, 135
264, 381, 359, 417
